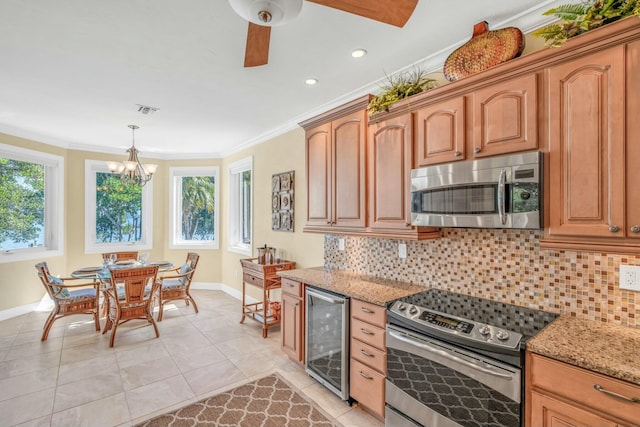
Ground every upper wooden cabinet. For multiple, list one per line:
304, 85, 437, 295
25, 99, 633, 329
471, 73, 538, 158
414, 74, 538, 168
542, 39, 640, 253
302, 96, 368, 231
546, 47, 625, 239
369, 113, 440, 239
414, 96, 466, 166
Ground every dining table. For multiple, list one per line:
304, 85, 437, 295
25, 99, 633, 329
71, 260, 174, 317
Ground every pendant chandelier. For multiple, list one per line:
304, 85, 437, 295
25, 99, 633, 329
106, 125, 158, 187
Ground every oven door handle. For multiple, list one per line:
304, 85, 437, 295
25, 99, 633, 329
497, 168, 507, 225
389, 330, 514, 380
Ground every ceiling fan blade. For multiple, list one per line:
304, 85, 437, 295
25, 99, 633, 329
306, 0, 418, 28
244, 23, 271, 67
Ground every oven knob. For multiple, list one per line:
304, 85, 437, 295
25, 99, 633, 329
409, 306, 419, 315
496, 330, 510, 341
398, 303, 407, 311
478, 325, 491, 336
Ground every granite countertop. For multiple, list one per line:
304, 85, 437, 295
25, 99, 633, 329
527, 315, 640, 385
277, 267, 426, 306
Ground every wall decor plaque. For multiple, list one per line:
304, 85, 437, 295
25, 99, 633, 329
272, 170, 294, 232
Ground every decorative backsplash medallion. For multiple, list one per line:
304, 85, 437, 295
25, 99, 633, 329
324, 229, 639, 327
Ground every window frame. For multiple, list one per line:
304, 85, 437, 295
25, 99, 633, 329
84, 160, 153, 254
0, 143, 64, 263
169, 166, 220, 250
227, 156, 253, 256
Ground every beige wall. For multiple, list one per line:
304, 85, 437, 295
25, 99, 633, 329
221, 128, 324, 301
0, 133, 224, 311
0, 126, 322, 312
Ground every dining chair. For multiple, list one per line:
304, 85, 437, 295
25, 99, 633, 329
156, 252, 200, 321
102, 265, 160, 347
101, 251, 139, 262
35, 262, 101, 341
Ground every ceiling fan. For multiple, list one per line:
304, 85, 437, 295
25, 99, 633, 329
228, 0, 419, 67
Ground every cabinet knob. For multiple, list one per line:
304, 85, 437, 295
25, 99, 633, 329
327, 221, 331, 225
609, 225, 619, 233
406, 222, 411, 227
454, 151, 461, 157
474, 147, 481, 154
631, 225, 640, 233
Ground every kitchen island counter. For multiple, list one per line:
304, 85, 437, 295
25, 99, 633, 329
527, 315, 640, 385
277, 267, 426, 306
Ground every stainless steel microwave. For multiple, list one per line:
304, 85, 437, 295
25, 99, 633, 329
411, 151, 542, 229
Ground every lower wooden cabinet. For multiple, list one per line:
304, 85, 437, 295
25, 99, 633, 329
530, 391, 617, 427
281, 278, 304, 364
349, 299, 387, 419
350, 358, 385, 418
526, 352, 640, 427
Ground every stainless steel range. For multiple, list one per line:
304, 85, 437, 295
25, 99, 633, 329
385, 289, 557, 427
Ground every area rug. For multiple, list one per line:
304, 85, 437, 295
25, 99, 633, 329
135, 373, 342, 427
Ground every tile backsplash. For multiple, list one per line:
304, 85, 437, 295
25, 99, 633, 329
324, 229, 639, 327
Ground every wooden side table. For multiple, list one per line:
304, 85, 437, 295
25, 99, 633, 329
239, 258, 296, 338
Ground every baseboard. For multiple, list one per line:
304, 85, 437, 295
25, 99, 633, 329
0, 282, 259, 322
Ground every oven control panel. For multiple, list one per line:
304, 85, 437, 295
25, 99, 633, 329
389, 301, 522, 349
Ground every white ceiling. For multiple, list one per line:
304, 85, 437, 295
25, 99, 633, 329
0, 0, 569, 159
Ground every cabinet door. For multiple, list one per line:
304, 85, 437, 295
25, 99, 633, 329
530, 391, 617, 427
281, 293, 303, 363
305, 123, 332, 227
333, 110, 367, 228
627, 40, 640, 239
472, 73, 538, 157
368, 114, 413, 230
414, 96, 466, 167
547, 47, 625, 238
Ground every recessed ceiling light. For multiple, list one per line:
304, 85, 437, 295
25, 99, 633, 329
305, 78, 318, 85
351, 48, 367, 58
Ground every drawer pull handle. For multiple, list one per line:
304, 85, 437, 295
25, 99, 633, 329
360, 307, 374, 314
593, 384, 640, 403
360, 328, 374, 336
360, 349, 374, 357
287, 283, 295, 287
359, 371, 374, 380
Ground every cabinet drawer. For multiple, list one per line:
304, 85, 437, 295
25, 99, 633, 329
351, 299, 386, 328
243, 273, 262, 287
351, 338, 386, 374
350, 358, 385, 419
530, 353, 640, 426
281, 278, 302, 297
351, 318, 385, 350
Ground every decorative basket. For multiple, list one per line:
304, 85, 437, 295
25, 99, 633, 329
443, 21, 524, 82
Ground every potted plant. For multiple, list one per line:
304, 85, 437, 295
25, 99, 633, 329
534, 0, 640, 47
367, 68, 437, 115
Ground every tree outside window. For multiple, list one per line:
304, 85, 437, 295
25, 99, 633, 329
95, 172, 142, 243
169, 166, 219, 249
0, 144, 63, 262
0, 158, 45, 249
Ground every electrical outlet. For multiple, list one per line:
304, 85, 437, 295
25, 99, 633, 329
338, 238, 345, 251
619, 265, 640, 291
398, 243, 407, 259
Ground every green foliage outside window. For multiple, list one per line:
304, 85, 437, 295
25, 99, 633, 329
96, 172, 142, 243
0, 158, 44, 248
181, 176, 215, 240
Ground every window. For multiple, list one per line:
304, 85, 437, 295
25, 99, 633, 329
228, 157, 252, 256
85, 160, 152, 253
169, 166, 219, 249
0, 143, 64, 263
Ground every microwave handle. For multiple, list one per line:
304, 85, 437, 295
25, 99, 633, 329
497, 169, 507, 225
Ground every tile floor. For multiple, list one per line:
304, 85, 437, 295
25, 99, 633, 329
0, 290, 383, 427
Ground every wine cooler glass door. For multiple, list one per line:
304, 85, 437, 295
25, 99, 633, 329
305, 287, 350, 400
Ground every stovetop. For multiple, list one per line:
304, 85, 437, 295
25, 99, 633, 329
388, 288, 558, 354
